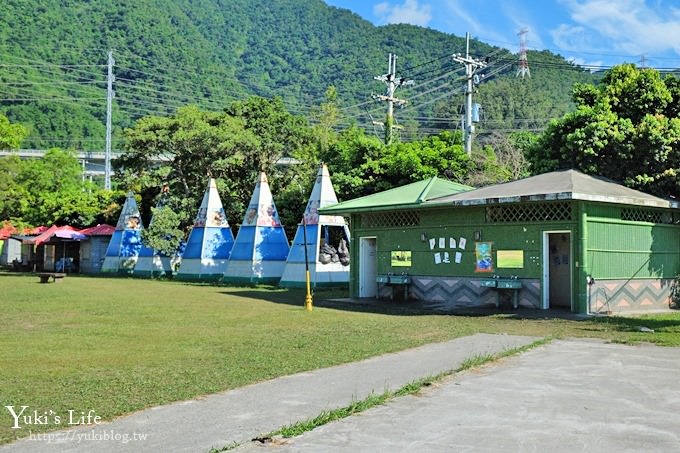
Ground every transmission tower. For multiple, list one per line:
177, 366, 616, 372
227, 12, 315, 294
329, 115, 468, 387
516, 27, 531, 79
373, 53, 413, 144
639, 54, 648, 68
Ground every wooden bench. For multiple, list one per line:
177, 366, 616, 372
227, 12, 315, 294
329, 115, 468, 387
38, 273, 67, 283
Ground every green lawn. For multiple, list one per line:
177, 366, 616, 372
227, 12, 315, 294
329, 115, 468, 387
1, 272, 680, 444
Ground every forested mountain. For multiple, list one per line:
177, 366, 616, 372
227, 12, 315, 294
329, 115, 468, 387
0, 0, 596, 149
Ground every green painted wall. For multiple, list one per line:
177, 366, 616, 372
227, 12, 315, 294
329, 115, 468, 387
349, 203, 579, 297
585, 206, 680, 280
348, 200, 680, 314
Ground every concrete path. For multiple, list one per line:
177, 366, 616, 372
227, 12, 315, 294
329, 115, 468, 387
1, 333, 536, 453
239, 339, 680, 453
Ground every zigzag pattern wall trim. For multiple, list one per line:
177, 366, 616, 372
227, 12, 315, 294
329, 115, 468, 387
589, 279, 673, 314
379, 276, 541, 312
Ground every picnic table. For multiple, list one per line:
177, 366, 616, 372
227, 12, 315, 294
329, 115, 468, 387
38, 273, 67, 283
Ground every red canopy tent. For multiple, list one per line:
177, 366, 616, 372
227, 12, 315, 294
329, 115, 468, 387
26, 225, 83, 246
19, 225, 86, 272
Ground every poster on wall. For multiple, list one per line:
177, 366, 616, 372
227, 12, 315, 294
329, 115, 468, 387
391, 250, 412, 267
497, 250, 524, 268
474, 242, 494, 272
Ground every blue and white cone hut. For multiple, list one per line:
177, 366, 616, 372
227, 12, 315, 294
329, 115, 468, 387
279, 164, 350, 288
101, 191, 144, 274
176, 178, 234, 281
223, 172, 290, 284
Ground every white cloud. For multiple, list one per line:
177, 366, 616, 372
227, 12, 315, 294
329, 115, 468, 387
440, 0, 510, 49
441, 0, 481, 34
551, 24, 595, 51
555, 0, 680, 56
567, 56, 604, 72
373, 0, 432, 27
499, 2, 546, 51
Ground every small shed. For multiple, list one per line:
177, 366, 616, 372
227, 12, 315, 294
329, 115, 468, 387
0, 226, 21, 266
320, 170, 680, 315
1, 224, 45, 267
79, 224, 115, 273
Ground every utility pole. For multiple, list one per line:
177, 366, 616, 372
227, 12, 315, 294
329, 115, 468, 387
105, 50, 115, 190
373, 53, 413, 144
452, 33, 487, 156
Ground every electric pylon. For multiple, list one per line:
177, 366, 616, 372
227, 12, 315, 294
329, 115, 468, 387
517, 27, 531, 79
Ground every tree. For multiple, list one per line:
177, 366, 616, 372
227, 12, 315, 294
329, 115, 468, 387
118, 101, 314, 232
527, 64, 680, 198
317, 128, 472, 201
141, 205, 184, 257
312, 85, 339, 154
467, 131, 534, 187
0, 155, 29, 221
381, 131, 471, 190
0, 114, 28, 149
0, 148, 116, 227
118, 105, 257, 229
226, 96, 314, 170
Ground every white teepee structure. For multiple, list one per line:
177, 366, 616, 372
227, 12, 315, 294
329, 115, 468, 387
101, 192, 144, 274
224, 172, 290, 284
176, 178, 234, 281
279, 163, 350, 288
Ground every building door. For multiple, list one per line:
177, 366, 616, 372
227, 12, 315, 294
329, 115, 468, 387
544, 232, 572, 309
44, 244, 56, 272
359, 237, 377, 298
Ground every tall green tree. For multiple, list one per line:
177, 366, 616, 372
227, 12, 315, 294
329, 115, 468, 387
118, 100, 314, 234
226, 97, 314, 169
118, 105, 259, 229
527, 64, 680, 197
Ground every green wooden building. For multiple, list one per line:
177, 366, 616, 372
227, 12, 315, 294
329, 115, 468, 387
320, 170, 680, 315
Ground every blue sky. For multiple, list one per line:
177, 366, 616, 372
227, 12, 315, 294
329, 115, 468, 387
323, 0, 680, 69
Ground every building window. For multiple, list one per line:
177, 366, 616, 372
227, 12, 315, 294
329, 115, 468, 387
486, 202, 573, 223
621, 208, 673, 224
362, 211, 420, 228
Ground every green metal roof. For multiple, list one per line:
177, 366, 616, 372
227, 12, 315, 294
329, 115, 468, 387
319, 177, 473, 215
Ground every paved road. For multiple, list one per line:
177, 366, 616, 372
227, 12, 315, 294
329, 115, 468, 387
1, 334, 536, 452
239, 339, 680, 453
